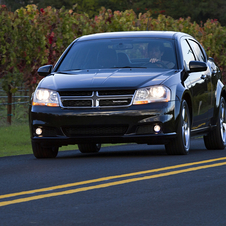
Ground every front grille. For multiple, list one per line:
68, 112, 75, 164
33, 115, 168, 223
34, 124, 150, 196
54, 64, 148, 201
62, 125, 128, 136
62, 100, 92, 107
59, 90, 135, 108
136, 125, 154, 135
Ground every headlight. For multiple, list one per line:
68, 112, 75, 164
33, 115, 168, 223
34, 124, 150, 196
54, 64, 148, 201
32, 89, 59, 107
133, 85, 170, 105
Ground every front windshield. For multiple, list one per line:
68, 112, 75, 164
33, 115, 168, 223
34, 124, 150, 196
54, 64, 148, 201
57, 38, 177, 71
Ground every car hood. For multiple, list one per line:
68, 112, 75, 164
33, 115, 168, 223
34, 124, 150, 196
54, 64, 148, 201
39, 68, 175, 91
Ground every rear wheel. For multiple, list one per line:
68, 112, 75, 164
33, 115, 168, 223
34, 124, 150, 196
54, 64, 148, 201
165, 99, 191, 155
204, 97, 226, 150
32, 141, 58, 158
78, 143, 101, 153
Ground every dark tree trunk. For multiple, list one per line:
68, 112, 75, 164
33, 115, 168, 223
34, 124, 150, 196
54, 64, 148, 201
7, 87, 12, 125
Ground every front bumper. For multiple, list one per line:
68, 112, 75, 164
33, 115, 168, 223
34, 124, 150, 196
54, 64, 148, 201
29, 101, 178, 147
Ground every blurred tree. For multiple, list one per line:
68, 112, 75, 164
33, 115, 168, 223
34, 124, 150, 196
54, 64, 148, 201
38, 0, 77, 10
157, 0, 226, 25
2, 0, 226, 25
1, 0, 39, 11
129, 0, 226, 25
98, 0, 132, 11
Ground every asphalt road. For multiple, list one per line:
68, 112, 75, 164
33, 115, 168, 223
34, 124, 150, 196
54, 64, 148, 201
1, 138, 226, 226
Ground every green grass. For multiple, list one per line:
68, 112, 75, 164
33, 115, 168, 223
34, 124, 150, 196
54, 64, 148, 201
0, 124, 31, 157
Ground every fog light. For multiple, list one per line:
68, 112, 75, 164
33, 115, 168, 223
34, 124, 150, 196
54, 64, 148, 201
153, 124, 161, 133
36, 128, 42, 135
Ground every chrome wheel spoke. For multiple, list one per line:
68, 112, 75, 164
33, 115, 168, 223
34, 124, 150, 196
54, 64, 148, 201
220, 102, 226, 143
181, 105, 190, 149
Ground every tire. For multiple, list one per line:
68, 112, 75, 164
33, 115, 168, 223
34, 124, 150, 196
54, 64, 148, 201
204, 97, 226, 150
78, 143, 101, 153
165, 99, 191, 155
32, 141, 58, 158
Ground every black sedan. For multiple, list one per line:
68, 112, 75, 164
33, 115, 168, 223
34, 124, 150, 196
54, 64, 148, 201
29, 31, 226, 158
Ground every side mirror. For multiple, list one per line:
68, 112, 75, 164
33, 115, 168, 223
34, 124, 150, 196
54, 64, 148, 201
37, 65, 53, 77
208, 57, 214, 62
189, 61, 207, 73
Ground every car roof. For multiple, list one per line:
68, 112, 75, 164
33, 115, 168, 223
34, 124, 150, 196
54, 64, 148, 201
76, 31, 191, 42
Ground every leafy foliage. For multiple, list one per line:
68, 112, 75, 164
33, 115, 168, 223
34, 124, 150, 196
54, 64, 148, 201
3, 0, 226, 26
0, 6, 22, 94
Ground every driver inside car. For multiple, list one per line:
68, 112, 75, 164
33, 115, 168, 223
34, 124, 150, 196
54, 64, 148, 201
148, 42, 175, 69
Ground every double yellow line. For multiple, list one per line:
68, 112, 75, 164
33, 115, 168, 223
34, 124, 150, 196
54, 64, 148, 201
1, 156, 226, 207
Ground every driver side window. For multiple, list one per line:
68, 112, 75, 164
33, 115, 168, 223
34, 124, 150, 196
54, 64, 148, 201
188, 39, 206, 62
181, 39, 195, 70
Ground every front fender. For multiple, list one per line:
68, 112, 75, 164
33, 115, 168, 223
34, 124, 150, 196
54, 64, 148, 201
216, 80, 225, 107
175, 82, 192, 116
171, 82, 192, 130
211, 80, 225, 126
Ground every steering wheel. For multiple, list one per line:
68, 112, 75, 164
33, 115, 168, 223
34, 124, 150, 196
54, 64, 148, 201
143, 61, 168, 69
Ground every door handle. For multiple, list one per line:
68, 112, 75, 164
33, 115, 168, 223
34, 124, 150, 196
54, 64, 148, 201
201, 74, 210, 80
201, 74, 207, 79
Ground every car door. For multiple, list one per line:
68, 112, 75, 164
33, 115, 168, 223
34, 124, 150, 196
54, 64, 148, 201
181, 38, 212, 130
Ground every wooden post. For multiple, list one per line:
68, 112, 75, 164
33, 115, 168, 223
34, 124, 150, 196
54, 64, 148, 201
7, 87, 12, 125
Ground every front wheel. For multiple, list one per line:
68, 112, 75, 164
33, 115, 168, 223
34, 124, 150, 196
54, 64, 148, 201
32, 141, 58, 158
165, 99, 191, 155
204, 97, 226, 150
78, 143, 101, 153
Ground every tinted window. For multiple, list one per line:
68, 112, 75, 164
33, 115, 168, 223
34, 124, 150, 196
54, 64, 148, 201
188, 40, 206, 62
57, 38, 177, 71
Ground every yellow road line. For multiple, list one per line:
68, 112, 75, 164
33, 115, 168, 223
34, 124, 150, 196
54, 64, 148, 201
1, 156, 226, 200
1, 160, 226, 207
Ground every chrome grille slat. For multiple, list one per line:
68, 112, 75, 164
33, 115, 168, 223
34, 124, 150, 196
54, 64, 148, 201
59, 90, 135, 108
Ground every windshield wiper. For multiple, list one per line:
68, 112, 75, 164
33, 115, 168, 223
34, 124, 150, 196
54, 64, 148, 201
111, 66, 147, 69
